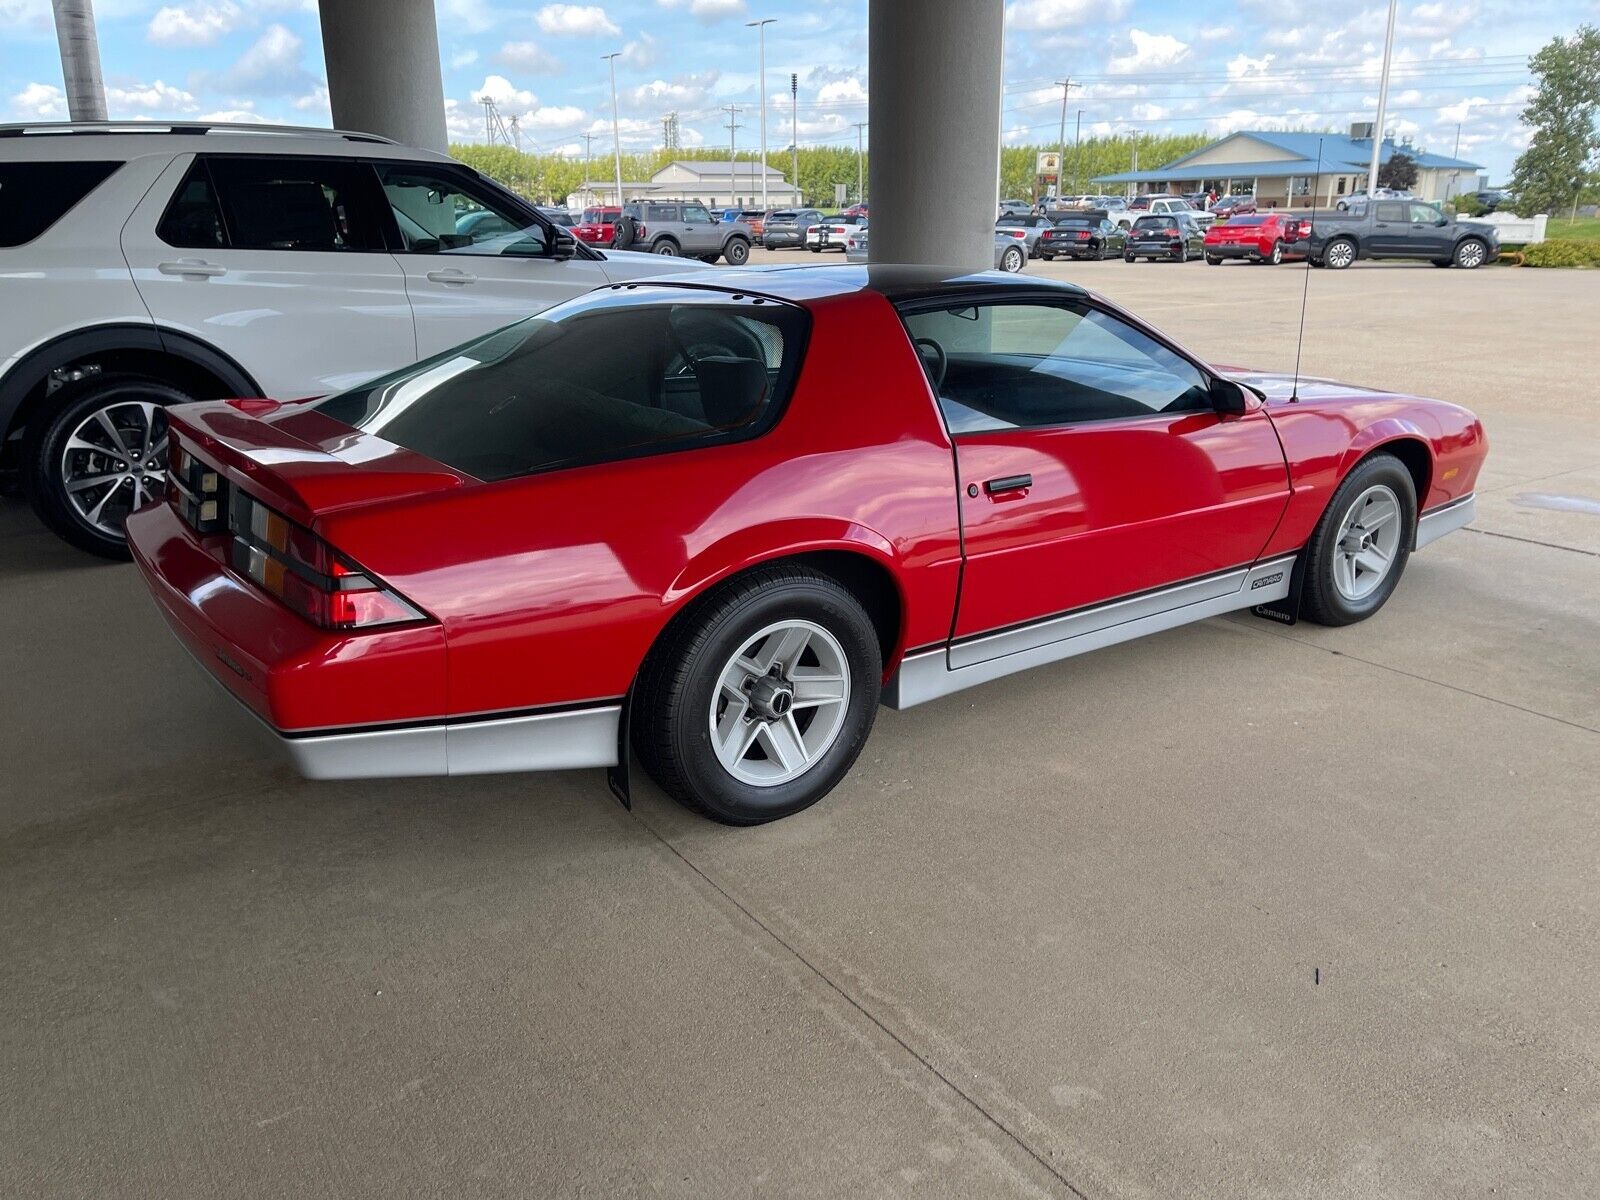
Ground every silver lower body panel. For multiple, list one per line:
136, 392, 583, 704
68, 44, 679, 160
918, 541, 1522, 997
1415, 493, 1475, 549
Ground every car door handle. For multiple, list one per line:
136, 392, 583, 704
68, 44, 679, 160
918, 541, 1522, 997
426, 268, 477, 285
984, 474, 1033, 495
158, 259, 225, 278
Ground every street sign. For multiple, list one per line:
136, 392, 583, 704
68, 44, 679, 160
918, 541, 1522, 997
1036, 152, 1061, 174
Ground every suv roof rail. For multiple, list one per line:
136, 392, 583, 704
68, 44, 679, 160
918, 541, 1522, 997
0, 121, 398, 144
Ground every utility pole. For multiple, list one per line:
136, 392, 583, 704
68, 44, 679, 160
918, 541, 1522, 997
581, 132, 595, 194
603, 52, 624, 206
1073, 108, 1083, 194
50, 0, 107, 121
1126, 127, 1139, 201
1367, 0, 1398, 195
747, 18, 775, 210
1054, 78, 1072, 199
1445, 122, 1461, 204
724, 105, 743, 207
853, 121, 868, 203
790, 73, 800, 206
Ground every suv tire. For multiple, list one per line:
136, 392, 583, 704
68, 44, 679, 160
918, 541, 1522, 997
722, 238, 751, 266
1453, 238, 1488, 269
652, 239, 681, 256
27, 373, 190, 559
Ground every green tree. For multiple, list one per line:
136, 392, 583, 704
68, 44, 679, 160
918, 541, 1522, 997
1508, 24, 1600, 216
1378, 151, 1417, 190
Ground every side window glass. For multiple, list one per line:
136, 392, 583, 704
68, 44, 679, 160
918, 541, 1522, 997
1410, 203, 1442, 223
901, 302, 1212, 433
156, 161, 224, 249
683, 204, 713, 225
206, 156, 385, 251
647, 204, 677, 223
1374, 202, 1407, 223
378, 164, 547, 257
1, 160, 122, 247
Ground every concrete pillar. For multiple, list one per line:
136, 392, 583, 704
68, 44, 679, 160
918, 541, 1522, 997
868, 0, 1004, 269
319, 0, 447, 152
51, 0, 108, 121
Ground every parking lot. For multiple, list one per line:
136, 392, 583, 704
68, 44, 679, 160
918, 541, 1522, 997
3, 257, 1597, 1198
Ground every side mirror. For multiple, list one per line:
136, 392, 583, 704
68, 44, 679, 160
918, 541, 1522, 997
549, 228, 577, 260
1211, 378, 1250, 416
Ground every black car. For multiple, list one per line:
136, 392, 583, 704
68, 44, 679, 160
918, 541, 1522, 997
1307, 199, 1499, 269
1037, 212, 1127, 261
762, 208, 825, 249
1124, 214, 1206, 262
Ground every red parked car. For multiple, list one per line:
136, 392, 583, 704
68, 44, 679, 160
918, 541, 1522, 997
1204, 213, 1309, 265
129, 268, 1485, 825
572, 206, 622, 245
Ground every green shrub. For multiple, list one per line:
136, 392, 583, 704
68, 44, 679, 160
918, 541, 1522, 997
1521, 239, 1600, 267
1450, 194, 1486, 217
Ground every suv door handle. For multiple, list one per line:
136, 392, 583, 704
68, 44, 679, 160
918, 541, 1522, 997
158, 259, 225, 277
984, 473, 1033, 495
426, 268, 477, 285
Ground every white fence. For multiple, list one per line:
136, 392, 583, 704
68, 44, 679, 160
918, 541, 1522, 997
1469, 212, 1548, 244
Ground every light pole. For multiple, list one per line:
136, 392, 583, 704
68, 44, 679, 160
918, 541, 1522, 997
853, 121, 868, 203
1073, 108, 1083, 194
1367, 0, 1398, 196
1054, 78, 1072, 199
790, 73, 799, 206
1125, 127, 1140, 202
747, 18, 775, 210
602, 51, 624, 207
724, 105, 742, 207
50, 0, 107, 120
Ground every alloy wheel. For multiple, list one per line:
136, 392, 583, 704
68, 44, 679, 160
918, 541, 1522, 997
1326, 239, 1356, 269
1456, 240, 1486, 268
708, 619, 850, 787
1332, 484, 1403, 602
59, 400, 168, 538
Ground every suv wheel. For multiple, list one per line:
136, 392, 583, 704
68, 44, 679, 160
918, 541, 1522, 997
1453, 238, 1488, 269
722, 238, 751, 266
652, 239, 681, 256
1324, 237, 1358, 269
28, 374, 189, 559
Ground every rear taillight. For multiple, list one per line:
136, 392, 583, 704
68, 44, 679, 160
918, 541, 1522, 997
1075, 231, 1089, 240
167, 439, 226, 533
229, 492, 427, 631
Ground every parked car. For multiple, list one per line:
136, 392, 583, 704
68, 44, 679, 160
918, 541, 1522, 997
842, 203, 869, 221
625, 200, 753, 263
1335, 187, 1413, 212
998, 198, 1032, 216
762, 208, 824, 248
539, 206, 576, 227
844, 224, 869, 262
1203, 213, 1309, 265
995, 213, 1054, 256
805, 217, 855, 252
1307, 199, 1498, 269
1139, 195, 1215, 229
1210, 194, 1257, 217
0, 121, 704, 557
1472, 189, 1507, 213
1036, 212, 1127, 261
129, 265, 1486, 824
728, 209, 769, 238
843, 226, 1027, 273
573, 205, 622, 245
1124, 214, 1207, 262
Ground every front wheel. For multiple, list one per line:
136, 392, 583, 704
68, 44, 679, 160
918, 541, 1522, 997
1299, 454, 1417, 627
634, 566, 882, 825
1454, 238, 1488, 269
27, 374, 189, 558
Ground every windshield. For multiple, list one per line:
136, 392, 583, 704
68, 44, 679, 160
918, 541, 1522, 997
315, 289, 808, 482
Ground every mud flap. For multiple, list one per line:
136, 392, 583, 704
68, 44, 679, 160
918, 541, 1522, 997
1251, 550, 1307, 626
606, 686, 634, 809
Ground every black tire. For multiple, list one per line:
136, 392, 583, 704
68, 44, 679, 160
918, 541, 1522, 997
999, 245, 1025, 273
1453, 238, 1488, 269
634, 565, 882, 825
1266, 240, 1284, 265
27, 373, 190, 559
1206, 254, 1222, 266
1431, 259, 1453, 267
1309, 257, 1327, 268
652, 238, 681, 256
1174, 244, 1188, 263
1123, 252, 1136, 263
1299, 453, 1418, 627
807, 244, 822, 253
722, 237, 751, 266
1324, 237, 1358, 269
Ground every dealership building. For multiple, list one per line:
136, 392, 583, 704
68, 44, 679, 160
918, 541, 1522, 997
1093, 127, 1483, 206
569, 160, 804, 210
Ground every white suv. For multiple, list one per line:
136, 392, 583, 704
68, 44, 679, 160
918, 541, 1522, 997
0, 122, 699, 556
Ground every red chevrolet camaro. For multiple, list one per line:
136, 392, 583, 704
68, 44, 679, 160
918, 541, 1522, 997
1204, 213, 1310, 266
129, 267, 1486, 825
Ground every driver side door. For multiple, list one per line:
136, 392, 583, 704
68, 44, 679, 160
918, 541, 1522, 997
376, 161, 611, 355
900, 299, 1291, 662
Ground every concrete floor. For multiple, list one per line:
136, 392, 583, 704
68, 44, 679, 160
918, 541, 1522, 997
3, 258, 1597, 1199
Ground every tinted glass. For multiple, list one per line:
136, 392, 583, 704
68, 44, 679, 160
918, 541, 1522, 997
1222, 215, 1268, 226
379, 164, 545, 256
997, 217, 1026, 227
207, 156, 384, 251
315, 289, 808, 481
769, 210, 797, 221
684, 205, 713, 224
901, 301, 1212, 432
0, 160, 121, 247
1409, 203, 1443, 223
157, 162, 224, 248
1374, 202, 1408, 222
1054, 217, 1094, 227
1134, 216, 1177, 231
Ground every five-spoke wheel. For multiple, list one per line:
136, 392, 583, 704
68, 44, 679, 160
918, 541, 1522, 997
1301, 453, 1416, 626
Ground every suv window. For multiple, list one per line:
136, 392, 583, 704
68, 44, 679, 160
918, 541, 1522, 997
157, 161, 224, 248
0, 160, 121, 247
1374, 201, 1408, 223
901, 301, 1212, 432
1409, 202, 1443, 224
645, 203, 679, 222
379, 163, 546, 256
202, 156, 385, 251
683, 204, 714, 225
314, 290, 808, 481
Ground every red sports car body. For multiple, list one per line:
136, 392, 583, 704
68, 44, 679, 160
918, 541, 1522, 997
1204, 213, 1309, 265
129, 267, 1485, 823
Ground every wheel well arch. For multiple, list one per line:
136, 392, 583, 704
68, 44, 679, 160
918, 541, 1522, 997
1357, 436, 1433, 511
1, 324, 260, 447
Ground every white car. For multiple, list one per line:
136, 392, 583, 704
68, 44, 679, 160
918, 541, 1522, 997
805, 218, 856, 252
0, 121, 698, 556
843, 225, 1027, 273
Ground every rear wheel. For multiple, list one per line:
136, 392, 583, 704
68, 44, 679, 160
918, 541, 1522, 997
1174, 244, 1188, 263
723, 238, 751, 266
634, 566, 882, 825
1324, 237, 1357, 269
652, 239, 681, 256
1123, 252, 1136, 263
27, 374, 187, 559
1300, 453, 1417, 627
1266, 240, 1284, 265
1206, 253, 1222, 265
999, 244, 1025, 272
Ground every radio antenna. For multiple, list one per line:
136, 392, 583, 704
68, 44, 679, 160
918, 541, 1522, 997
1290, 138, 1323, 403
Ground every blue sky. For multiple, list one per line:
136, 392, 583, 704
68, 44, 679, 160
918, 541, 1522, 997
4, 0, 1591, 179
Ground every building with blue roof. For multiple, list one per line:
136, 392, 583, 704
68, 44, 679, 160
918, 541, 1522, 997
1092, 124, 1483, 207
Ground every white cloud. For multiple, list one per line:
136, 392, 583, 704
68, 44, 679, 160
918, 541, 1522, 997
198, 108, 267, 124
1109, 30, 1189, 74
536, 4, 619, 36
527, 104, 587, 132
11, 81, 65, 118
620, 33, 657, 69
494, 41, 562, 72
107, 79, 198, 112
472, 75, 538, 109
292, 84, 330, 113
658, 0, 747, 22
450, 48, 479, 69
227, 24, 303, 85
1226, 53, 1274, 79
627, 72, 719, 110
147, 1, 243, 47
1005, 0, 1123, 30
816, 76, 867, 105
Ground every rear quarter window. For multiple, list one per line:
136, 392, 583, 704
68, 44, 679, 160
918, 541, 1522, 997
315, 289, 809, 482
0, 160, 122, 247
